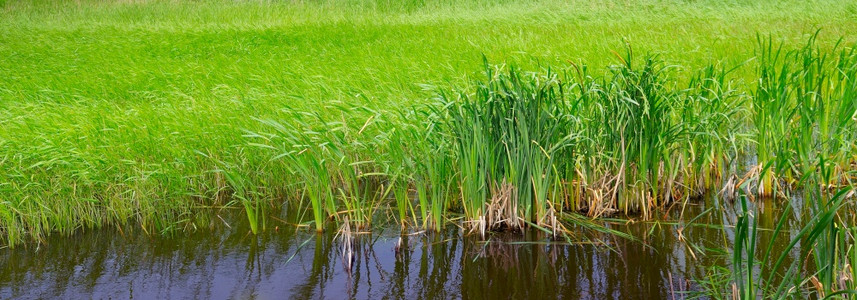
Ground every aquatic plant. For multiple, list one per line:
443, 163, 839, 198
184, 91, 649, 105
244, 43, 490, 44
751, 33, 857, 198
439, 62, 576, 233
243, 38, 856, 239
701, 178, 856, 299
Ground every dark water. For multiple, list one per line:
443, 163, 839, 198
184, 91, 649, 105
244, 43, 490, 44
0, 195, 806, 299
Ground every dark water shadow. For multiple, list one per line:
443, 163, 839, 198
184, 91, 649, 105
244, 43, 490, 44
0, 194, 811, 299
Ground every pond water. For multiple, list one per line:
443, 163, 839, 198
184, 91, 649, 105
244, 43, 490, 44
0, 195, 805, 299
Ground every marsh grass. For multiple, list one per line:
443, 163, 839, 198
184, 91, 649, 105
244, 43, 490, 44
240, 49, 752, 237
696, 163, 857, 299
248, 102, 393, 232
153, 38, 857, 241
2, 2, 857, 299
585, 52, 687, 217
2, 0, 857, 249
440, 61, 576, 234
750, 33, 857, 199
217, 163, 266, 235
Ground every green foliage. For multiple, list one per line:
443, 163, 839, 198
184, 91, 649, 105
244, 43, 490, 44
439, 62, 576, 231
1, 0, 857, 249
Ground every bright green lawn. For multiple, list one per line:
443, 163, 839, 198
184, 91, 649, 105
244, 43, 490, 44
1, 0, 856, 246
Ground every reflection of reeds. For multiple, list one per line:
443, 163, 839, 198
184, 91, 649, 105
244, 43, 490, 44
472, 240, 522, 271
336, 217, 355, 276
668, 272, 691, 300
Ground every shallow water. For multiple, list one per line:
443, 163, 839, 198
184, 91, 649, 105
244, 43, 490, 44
0, 195, 806, 299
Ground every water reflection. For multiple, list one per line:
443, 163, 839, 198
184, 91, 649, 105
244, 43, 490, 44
0, 195, 811, 299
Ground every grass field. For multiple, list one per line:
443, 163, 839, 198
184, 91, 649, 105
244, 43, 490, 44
2, 0, 857, 247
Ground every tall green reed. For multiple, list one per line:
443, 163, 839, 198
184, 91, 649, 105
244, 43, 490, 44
716, 176, 856, 299
250, 102, 390, 232
751, 33, 857, 199
439, 62, 576, 232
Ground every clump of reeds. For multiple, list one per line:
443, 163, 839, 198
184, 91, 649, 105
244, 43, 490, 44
438, 62, 576, 234
241, 36, 856, 240
750, 33, 857, 198
577, 53, 688, 218
420, 50, 747, 232
566, 49, 744, 220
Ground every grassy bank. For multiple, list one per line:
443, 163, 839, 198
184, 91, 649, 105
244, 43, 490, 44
2, 0, 857, 247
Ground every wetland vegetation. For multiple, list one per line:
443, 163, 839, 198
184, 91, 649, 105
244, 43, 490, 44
2, 0, 857, 298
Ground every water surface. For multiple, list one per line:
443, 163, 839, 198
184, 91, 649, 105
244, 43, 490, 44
0, 195, 806, 299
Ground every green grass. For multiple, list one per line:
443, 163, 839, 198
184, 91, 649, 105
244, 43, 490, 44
2, 0, 857, 247
696, 178, 857, 298
751, 33, 857, 198
441, 62, 575, 232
